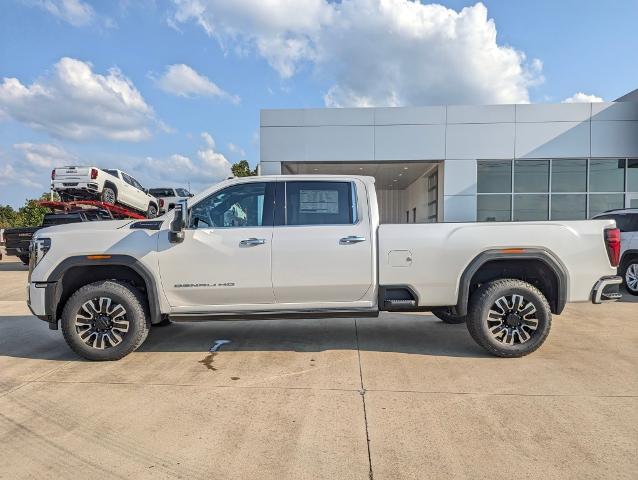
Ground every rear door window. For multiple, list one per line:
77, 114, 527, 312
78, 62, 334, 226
285, 181, 356, 226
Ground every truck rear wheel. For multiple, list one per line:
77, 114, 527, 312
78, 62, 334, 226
101, 186, 117, 205
146, 203, 158, 218
621, 258, 638, 295
466, 279, 551, 358
61, 280, 150, 361
431, 307, 466, 324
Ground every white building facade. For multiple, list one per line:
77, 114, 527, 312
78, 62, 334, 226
259, 100, 638, 223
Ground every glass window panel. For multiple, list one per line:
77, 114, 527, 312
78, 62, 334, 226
551, 159, 587, 192
589, 159, 625, 192
190, 182, 269, 228
477, 161, 511, 193
631, 198, 638, 208
514, 160, 549, 193
286, 181, 354, 225
550, 194, 586, 220
589, 194, 625, 218
627, 159, 638, 192
477, 195, 511, 222
513, 194, 548, 221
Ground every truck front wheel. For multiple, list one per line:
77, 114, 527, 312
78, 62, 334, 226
61, 280, 150, 361
466, 279, 551, 358
431, 307, 466, 324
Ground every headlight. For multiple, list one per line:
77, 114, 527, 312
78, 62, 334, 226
30, 237, 51, 267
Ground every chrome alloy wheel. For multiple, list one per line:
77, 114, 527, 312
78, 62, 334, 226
486, 294, 539, 345
625, 264, 638, 292
75, 297, 130, 350
103, 189, 116, 204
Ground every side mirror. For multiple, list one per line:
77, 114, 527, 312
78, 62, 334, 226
169, 203, 185, 244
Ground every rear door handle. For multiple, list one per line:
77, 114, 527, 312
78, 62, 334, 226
340, 235, 366, 245
239, 238, 266, 247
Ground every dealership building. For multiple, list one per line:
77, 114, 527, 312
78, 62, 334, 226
259, 92, 638, 223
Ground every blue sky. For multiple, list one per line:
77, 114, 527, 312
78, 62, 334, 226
0, 0, 636, 208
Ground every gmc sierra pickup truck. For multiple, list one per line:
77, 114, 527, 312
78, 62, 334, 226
51, 166, 159, 217
27, 175, 622, 361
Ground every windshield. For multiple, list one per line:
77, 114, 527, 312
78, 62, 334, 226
175, 188, 191, 197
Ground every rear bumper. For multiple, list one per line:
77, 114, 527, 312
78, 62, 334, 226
591, 276, 623, 304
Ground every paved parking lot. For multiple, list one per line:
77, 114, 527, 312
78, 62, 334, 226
0, 251, 636, 479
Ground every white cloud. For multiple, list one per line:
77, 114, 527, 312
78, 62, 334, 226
227, 142, 245, 156
33, 0, 95, 26
562, 92, 603, 103
0, 57, 157, 141
0, 142, 75, 188
171, 0, 543, 106
155, 64, 240, 103
136, 132, 232, 189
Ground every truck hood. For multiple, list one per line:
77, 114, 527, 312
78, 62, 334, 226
36, 219, 135, 237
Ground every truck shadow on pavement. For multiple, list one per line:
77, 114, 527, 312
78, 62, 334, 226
0, 314, 490, 361
0, 262, 28, 272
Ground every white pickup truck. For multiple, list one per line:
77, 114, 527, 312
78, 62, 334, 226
51, 166, 159, 217
28, 175, 622, 361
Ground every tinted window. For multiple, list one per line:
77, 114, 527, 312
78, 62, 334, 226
477, 195, 511, 222
514, 160, 549, 193
513, 194, 548, 221
103, 169, 118, 177
551, 159, 587, 192
121, 173, 135, 186
190, 182, 271, 228
590, 159, 625, 192
149, 188, 174, 197
589, 194, 625, 217
551, 195, 586, 220
628, 159, 638, 192
595, 214, 638, 232
175, 188, 190, 197
285, 181, 355, 226
477, 160, 511, 193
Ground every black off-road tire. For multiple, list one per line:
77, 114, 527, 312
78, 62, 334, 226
101, 186, 117, 205
466, 279, 552, 358
620, 257, 638, 296
431, 307, 466, 324
146, 203, 158, 219
61, 280, 150, 361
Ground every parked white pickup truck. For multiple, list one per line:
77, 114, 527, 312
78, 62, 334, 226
28, 175, 622, 361
51, 166, 159, 217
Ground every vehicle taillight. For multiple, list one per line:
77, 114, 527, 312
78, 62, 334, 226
604, 227, 621, 267
159, 199, 164, 208
90, 168, 98, 179
51, 169, 55, 180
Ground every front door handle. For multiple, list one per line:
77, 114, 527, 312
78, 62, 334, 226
239, 238, 266, 247
340, 235, 366, 245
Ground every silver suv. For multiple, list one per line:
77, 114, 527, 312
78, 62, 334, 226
594, 209, 638, 295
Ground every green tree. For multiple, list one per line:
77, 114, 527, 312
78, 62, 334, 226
231, 160, 258, 177
0, 205, 19, 229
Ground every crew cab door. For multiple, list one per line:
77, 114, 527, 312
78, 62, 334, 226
271, 180, 374, 304
157, 181, 276, 309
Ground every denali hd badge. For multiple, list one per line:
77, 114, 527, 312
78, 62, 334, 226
174, 282, 235, 288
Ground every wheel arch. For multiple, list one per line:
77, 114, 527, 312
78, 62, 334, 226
103, 180, 118, 195
45, 255, 162, 326
620, 249, 638, 267
455, 248, 568, 316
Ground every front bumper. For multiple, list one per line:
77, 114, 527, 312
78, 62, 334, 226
27, 281, 58, 328
591, 276, 623, 304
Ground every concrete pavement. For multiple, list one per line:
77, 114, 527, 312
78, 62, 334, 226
0, 252, 636, 479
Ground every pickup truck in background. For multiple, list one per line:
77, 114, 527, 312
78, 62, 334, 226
27, 175, 622, 361
4, 210, 112, 264
51, 167, 159, 218
148, 187, 193, 214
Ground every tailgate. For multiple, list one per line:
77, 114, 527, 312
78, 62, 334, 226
53, 166, 92, 182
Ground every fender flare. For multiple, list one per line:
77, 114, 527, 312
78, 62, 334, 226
455, 248, 568, 316
44, 254, 162, 325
